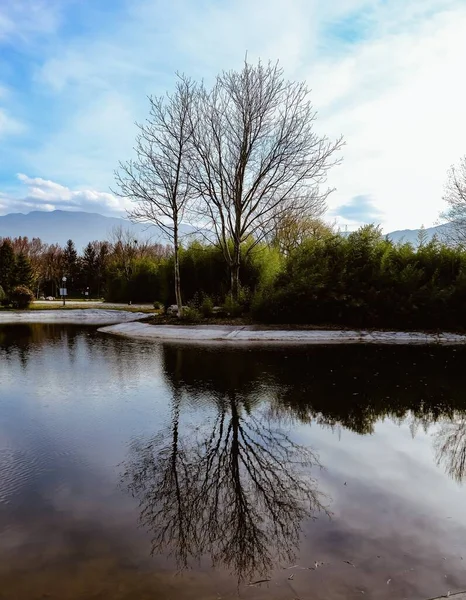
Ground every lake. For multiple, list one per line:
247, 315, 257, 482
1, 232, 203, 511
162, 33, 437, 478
1, 324, 466, 599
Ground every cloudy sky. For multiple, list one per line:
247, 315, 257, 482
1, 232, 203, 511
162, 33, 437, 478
0, 0, 465, 232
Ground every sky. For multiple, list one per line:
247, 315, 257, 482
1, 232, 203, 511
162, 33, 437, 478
0, 0, 465, 233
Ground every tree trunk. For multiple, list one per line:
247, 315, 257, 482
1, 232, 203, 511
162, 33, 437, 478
174, 228, 183, 318
230, 242, 241, 301
231, 263, 240, 301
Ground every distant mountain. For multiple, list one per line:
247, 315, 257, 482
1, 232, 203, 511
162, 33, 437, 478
0, 210, 198, 250
0, 209, 452, 250
385, 224, 450, 245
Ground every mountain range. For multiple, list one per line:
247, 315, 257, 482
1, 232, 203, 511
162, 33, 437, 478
384, 224, 448, 244
0, 209, 448, 249
0, 210, 198, 250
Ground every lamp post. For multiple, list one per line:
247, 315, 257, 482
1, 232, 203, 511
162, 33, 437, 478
61, 276, 67, 307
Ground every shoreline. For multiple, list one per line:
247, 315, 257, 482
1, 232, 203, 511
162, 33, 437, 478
0, 309, 153, 326
2, 311, 466, 345
97, 321, 466, 345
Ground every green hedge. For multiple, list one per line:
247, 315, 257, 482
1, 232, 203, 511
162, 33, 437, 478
253, 226, 466, 330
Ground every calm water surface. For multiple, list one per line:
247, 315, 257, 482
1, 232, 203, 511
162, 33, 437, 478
1, 324, 466, 599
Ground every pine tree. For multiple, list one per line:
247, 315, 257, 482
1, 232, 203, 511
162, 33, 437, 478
96, 242, 110, 297
417, 224, 428, 248
63, 239, 78, 291
82, 242, 97, 292
0, 240, 16, 293
15, 252, 33, 288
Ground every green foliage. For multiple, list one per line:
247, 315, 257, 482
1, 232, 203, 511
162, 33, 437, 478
0, 239, 16, 293
153, 301, 164, 311
103, 240, 281, 306
82, 242, 98, 291
200, 295, 214, 317
180, 306, 202, 323
63, 239, 78, 284
254, 225, 466, 330
222, 295, 244, 318
106, 257, 168, 303
15, 252, 33, 288
6, 224, 466, 331
10, 285, 34, 309
0, 284, 6, 305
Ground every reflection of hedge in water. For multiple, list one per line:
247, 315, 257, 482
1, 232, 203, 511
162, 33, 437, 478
161, 344, 466, 435
0, 325, 155, 381
0, 323, 71, 349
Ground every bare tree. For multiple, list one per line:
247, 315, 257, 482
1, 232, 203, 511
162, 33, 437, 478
42, 244, 64, 297
435, 416, 466, 483
440, 155, 466, 246
109, 226, 140, 285
114, 75, 197, 316
190, 59, 343, 299
269, 209, 334, 255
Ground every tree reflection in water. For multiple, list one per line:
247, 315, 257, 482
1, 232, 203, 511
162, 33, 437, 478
435, 417, 466, 483
121, 342, 466, 579
122, 391, 328, 582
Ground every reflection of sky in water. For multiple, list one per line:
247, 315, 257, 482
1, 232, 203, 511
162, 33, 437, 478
2, 325, 466, 599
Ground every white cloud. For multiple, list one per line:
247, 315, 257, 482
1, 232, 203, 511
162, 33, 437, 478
0, 174, 126, 216
3, 0, 466, 230
0, 0, 62, 42
313, 5, 466, 230
0, 108, 24, 138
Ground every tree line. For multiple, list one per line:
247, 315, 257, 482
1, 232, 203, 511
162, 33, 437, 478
254, 224, 466, 330
0, 227, 171, 304
4, 218, 466, 331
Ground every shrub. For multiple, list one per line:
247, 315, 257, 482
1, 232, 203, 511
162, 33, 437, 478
0, 285, 6, 305
222, 295, 243, 318
153, 301, 164, 311
253, 226, 466, 330
10, 285, 35, 309
180, 306, 202, 323
200, 295, 214, 318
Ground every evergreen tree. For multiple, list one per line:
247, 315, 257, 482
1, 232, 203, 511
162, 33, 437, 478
0, 240, 16, 293
15, 252, 33, 288
82, 242, 97, 292
63, 239, 78, 291
417, 224, 428, 248
96, 242, 110, 297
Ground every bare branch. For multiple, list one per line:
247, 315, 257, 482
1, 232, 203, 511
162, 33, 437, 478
114, 74, 198, 313
440, 156, 466, 247
189, 59, 343, 297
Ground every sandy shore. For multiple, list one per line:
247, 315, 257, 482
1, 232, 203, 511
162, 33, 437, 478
97, 321, 466, 345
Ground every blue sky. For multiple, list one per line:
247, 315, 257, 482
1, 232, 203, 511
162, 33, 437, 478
0, 0, 465, 232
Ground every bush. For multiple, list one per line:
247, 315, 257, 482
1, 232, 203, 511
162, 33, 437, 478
253, 225, 466, 330
10, 285, 35, 309
180, 306, 202, 323
0, 285, 10, 306
222, 295, 244, 318
153, 301, 164, 311
200, 295, 214, 317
